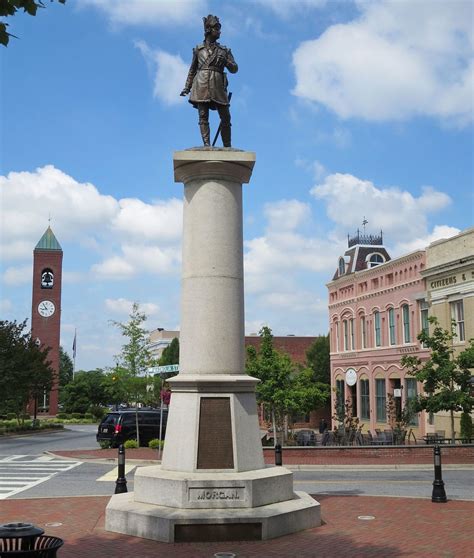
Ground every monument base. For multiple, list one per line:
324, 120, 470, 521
106, 490, 320, 542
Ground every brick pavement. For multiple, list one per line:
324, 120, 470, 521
53, 445, 474, 466
1, 494, 472, 557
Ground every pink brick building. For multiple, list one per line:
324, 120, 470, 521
327, 230, 430, 437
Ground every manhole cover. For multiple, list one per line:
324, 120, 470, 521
358, 515, 375, 521
214, 553, 236, 558
45, 522, 63, 527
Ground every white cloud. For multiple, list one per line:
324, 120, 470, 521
311, 173, 452, 244
395, 225, 461, 254
105, 298, 159, 316
292, 1, 474, 124
91, 257, 135, 280
244, 199, 345, 294
135, 42, 189, 105
0, 165, 182, 279
3, 265, 32, 286
112, 197, 182, 241
79, 0, 207, 27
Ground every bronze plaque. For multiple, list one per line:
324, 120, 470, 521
197, 397, 234, 469
175, 522, 262, 542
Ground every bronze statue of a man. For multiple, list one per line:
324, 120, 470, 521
180, 15, 238, 147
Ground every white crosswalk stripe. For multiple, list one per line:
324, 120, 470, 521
0, 455, 81, 499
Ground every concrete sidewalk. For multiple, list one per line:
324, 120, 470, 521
1, 494, 472, 557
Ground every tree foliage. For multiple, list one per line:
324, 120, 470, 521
0, 0, 66, 46
401, 317, 474, 441
246, 326, 329, 444
61, 369, 107, 414
305, 334, 330, 384
0, 319, 53, 421
111, 302, 155, 376
109, 303, 157, 445
159, 337, 179, 366
59, 346, 73, 386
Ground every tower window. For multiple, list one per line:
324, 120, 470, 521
41, 268, 54, 289
367, 253, 385, 268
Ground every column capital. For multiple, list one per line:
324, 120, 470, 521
173, 148, 256, 184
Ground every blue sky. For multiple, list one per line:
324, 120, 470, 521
1, 0, 473, 371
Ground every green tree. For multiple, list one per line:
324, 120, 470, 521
0, 319, 53, 422
110, 302, 156, 445
111, 302, 154, 377
305, 334, 330, 384
246, 326, 329, 445
59, 346, 73, 386
61, 369, 107, 414
1, 0, 66, 46
159, 337, 179, 366
401, 317, 474, 442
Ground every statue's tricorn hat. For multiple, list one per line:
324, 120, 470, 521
203, 14, 221, 34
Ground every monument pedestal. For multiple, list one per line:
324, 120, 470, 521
105, 149, 321, 542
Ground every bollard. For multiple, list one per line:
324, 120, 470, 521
275, 443, 282, 466
115, 444, 128, 494
431, 444, 447, 503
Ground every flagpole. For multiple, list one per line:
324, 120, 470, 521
72, 328, 77, 381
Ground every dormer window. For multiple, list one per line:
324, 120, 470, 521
338, 257, 345, 276
367, 252, 385, 268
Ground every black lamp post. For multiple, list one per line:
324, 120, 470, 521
115, 444, 128, 494
432, 444, 447, 503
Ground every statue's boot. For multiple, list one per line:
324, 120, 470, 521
199, 123, 210, 146
221, 124, 231, 147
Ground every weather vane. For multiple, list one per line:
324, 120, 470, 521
362, 217, 368, 233
180, 14, 238, 147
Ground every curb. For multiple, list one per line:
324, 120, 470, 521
44, 452, 474, 471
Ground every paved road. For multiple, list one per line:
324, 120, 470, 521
1, 428, 472, 501
0, 424, 98, 454
0, 455, 82, 499
294, 468, 474, 501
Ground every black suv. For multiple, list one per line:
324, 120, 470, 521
96, 408, 168, 447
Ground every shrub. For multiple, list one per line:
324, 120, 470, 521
71, 413, 83, 420
6, 413, 16, 420
148, 439, 164, 450
84, 413, 93, 420
56, 413, 68, 419
123, 439, 138, 449
89, 405, 106, 421
99, 440, 111, 449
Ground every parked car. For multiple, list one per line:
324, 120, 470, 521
296, 429, 316, 446
96, 408, 168, 448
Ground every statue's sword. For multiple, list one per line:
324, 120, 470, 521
212, 91, 232, 147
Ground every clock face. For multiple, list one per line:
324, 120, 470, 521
345, 367, 358, 386
38, 300, 55, 318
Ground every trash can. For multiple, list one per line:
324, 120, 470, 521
0, 522, 63, 557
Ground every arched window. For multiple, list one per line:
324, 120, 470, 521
41, 268, 54, 289
388, 307, 396, 345
374, 311, 381, 347
367, 253, 385, 268
338, 257, 345, 276
402, 304, 411, 343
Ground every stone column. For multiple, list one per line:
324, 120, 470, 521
160, 149, 265, 473
105, 149, 321, 543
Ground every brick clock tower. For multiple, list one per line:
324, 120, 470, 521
31, 226, 63, 416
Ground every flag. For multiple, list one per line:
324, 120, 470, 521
72, 329, 77, 359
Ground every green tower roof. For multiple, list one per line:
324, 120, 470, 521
35, 226, 62, 251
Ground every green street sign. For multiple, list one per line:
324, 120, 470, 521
148, 364, 179, 374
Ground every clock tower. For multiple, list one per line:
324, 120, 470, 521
31, 226, 63, 416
